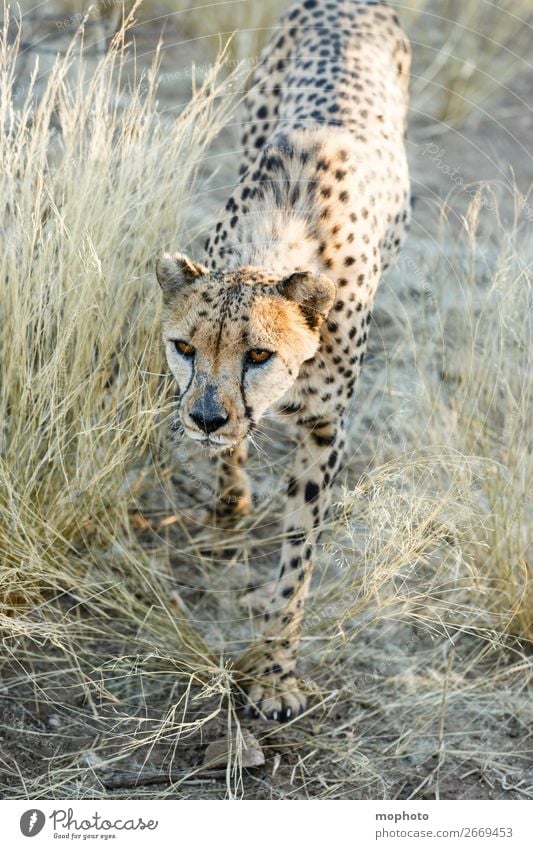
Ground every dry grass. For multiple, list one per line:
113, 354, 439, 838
0, 0, 531, 800
155, 0, 287, 60
406, 0, 533, 125
0, 2, 232, 680
13, 0, 286, 60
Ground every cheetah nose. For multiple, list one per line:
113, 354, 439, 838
190, 409, 229, 434
189, 385, 229, 434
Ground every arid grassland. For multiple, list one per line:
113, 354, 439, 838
0, 0, 531, 799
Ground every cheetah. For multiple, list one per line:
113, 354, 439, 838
156, 0, 411, 721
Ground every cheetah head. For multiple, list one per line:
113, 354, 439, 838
156, 252, 336, 452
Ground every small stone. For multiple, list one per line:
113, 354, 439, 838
202, 730, 264, 769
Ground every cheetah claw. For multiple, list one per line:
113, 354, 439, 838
240, 676, 307, 722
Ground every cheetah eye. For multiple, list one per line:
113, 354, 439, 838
174, 340, 195, 358
246, 348, 274, 366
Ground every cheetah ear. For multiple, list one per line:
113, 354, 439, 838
276, 271, 337, 329
155, 252, 208, 295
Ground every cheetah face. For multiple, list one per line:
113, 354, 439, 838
156, 253, 336, 452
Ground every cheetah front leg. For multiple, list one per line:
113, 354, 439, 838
235, 416, 346, 721
213, 441, 252, 522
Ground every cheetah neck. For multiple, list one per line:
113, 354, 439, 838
226, 210, 319, 276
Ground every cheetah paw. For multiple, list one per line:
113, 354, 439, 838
240, 675, 307, 722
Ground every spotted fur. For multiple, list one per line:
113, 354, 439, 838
156, 0, 411, 721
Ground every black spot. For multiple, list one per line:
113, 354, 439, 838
311, 431, 335, 447
280, 671, 295, 681
287, 477, 299, 498
280, 402, 304, 415
288, 529, 306, 546
304, 481, 320, 503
